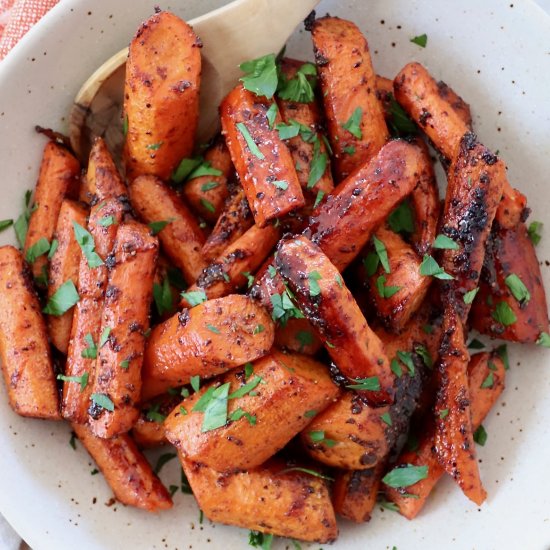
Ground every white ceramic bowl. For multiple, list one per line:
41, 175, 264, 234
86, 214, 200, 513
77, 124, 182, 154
1, 1, 549, 549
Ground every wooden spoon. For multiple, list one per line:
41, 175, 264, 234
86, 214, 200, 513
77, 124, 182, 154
69, 0, 319, 163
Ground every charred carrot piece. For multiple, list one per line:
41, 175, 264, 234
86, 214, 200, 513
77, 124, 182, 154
88, 221, 158, 438
277, 57, 334, 202
385, 351, 505, 518
181, 138, 233, 222
220, 84, 305, 227
182, 456, 338, 543
131, 393, 181, 448
46, 200, 88, 354
24, 141, 80, 280
129, 174, 206, 285
276, 235, 393, 406
311, 16, 389, 180
86, 137, 128, 204
471, 222, 549, 342
332, 463, 386, 523
433, 310, 486, 505
72, 423, 172, 512
0, 246, 60, 419
165, 351, 340, 471
123, 11, 201, 181
495, 181, 528, 230
393, 62, 471, 163
201, 185, 254, 261
439, 133, 506, 322
181, 223, 280, 306
62, 199, 124, 424
142, 294, 274, 400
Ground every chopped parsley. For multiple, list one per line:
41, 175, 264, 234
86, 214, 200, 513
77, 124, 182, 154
73, 221, 103, 268
345, 376, 381, 391
491, 301, 517, 326
463, 287, 479, 304
57, 372, 89, 392
309, 430, 337, 447
153, 277, 174, 316
387, 97, 418, 136
14, 189, 34, 248
201, 181, 220, 192
270, 289, 303, 325
388, 200, 415, 234
473, 425, 488, 446
480, 372, 494, 389
527, 221, 542, 245
505, 273, 530, 305
308, 270, 322, 296
376, 275, 401, 298
536, 332, 550, 348
99, 326, 111, 348
0, 219, 13, 232
236, 122, 265, 160
307, 139, 328, 189
382, 464, 428, 488
381, 412, 392, 426
25, 237, 50, 263
433, 234, 459, 250
313, 190, 325, 208
397, 350, 415, 375
90, 392, 114, 412
271, 180, 288, 191
146, 141, 163, 151
410, 33, 428, 47
419, 255, 453, 280
342, 107, 363, 139
81, 333, 97, 359
148, 219, 174, 235
146, 403, 166, 423
153, 452, 177, 474
181, 290, 207, 307
265, 103, 278, 128
277, 62, 317, 103
239, 53, 278, 98
43, 280, 79, 316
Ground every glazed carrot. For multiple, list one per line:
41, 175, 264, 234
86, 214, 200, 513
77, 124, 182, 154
277, 57, 334, 201
24, 141, 80, 280
132, 393, 181, 448
311, 16, 389, 180
86, 137, 128, 203
165, 351, 340, 471
181, 138, 233, 222
142, 294, 274, 400
220, 84, 305, 227
471, 222, 549, 343
332, 464, 385, 523
0, 246, 60, 419
393, 62, 471, 162
123, 11, 201, 181
439, 133, 506, 322
407, 136, 440, 255
88, 221, 158, 438
46, 200, 88, 354
72, 423, 173, 512
365, 227, 432, 333
385, 351, 505, 518
181, 223, 280, 306
201, 185, 254, 261
433, 309, 486, 505
129, 174, 206, 285
62, 199, 124, 424
182, 456, 338, 543
275, 235, 394, 406
252, 140, 424, 311
274, 317, 323, 356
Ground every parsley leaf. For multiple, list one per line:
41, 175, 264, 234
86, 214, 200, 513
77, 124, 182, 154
190, 375, 201, 393
81, 333, 97, 359
373, 236, 390, 273
391, 358, 403, 377
229, 376, 262, 399
463, 287, 479, 304
229, 408, 256, 425
14, 189, 34, 248
419, 255, 454, 280
270, 289, 303, 325
153, 277, 174, 316
271, 180, 288, 190
43, 280, 79, 316
313, 190, 325, 208
148, 219, 174, 235
239, 53, 278, 98
266, 103, 278, 128
200, 383, 231, 432
342, 107, 363, 139
206, 323, 220, 334
73, 221, 103, 268
387, 97, 417, 135
181, 290, 207, 307
146, 403, 166, 423
0, 219, 13, 232
201, 181, 220, 192
382, 464, 428, 488
388, 200, 415, 234
505, 273, 530, 305
99, 326, 111, 348
345, 376, 381, 391
536, 332, 550, 348
480, 372, 494, 389
473, 424, 488, 446
57, 372, 89, 392
200, 198, 216, 213
172, 156, 203, 183
410, 33, 428, 47
376, 275, 401, 298
153, 452, 177, 474
236, 122, 265, 159
381, 412, 393, 426
491, 301, 517, 326
279, 467, 333, 481
296, 330, 313, 351
90, 393, 114, 412
25, 237, 50, 263
188, 161, 222, 180
397, 350, 415, 375
433, 234, 459, 250
414, 345, 433, 369
309, 430, 337, 447
277, 62, 317, 103
307, 139, 328, 189
527, 221, 543, 245
308, 270, 322, 296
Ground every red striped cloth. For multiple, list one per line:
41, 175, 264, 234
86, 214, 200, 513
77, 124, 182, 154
0, 0, 59, 60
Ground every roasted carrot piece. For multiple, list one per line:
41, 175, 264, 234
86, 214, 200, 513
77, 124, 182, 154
129, 174, 206, 285
181, 223, 280, 306
393, 62, 471, 162
277, 58, 334, 201
86, 137, 128, 204
123, 11, 201, 181
182, 456, 338, 543
132, 393, 180, 448
165, 351, 340, 471
142, 294, 274, 400
311, 16, 389, 180
495, 181, 528, 230
201, 185, 254, 261
364, 227, 432, 333
72, 423, 173, 512
46, 200, 88, 354
181, 138, 233, 222
88, 221, 158, 438
439, 133, 506, 322
274, 317, 323, 355
471, 223, 549, 342
24, 141, 80, 280
433, 309, 486, 505
62, 199, 124, 424
276, 235, 394, 406
332, 463, 385, 522
0, 247, 59, 419
220, 84, 305, 227
385, 351, 505, 518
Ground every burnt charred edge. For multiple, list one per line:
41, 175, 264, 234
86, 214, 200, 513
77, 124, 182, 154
304, 10, 316, 31
35, 126, 73, 153
195, 262, 227, 289
313, 47, 329, 67
345, 467, 376, 495
461, 131, 478, 152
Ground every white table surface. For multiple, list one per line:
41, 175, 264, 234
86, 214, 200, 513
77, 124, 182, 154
1, 0, 549, 548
